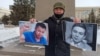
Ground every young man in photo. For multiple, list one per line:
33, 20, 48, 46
20, 23, 48, 45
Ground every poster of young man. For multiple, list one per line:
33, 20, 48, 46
64, 21, 97, 51
19, 21, 49, 45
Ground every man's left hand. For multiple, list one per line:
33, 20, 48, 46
73, 18, 81, 23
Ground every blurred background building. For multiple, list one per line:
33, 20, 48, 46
0, 8, 10, 21
75, 7, 100, 25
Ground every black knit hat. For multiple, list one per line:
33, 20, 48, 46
53, 2, 65, 10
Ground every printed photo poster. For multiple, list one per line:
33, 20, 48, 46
64, 21, 97, 51
19, 21, 49, 45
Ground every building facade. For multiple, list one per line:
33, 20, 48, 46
75, 7, 100, 23
0, 8, 11, 20
35, 0, 75, 21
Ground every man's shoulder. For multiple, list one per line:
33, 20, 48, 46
44, 17, 52, 22
41, 36, 46, 40
84, 43, 92, 49
66, 37, 72, 44
23, 31, 33, 35
40, 36, 48, 45
63, 17, 73, 22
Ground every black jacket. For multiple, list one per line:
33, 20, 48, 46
44, 16, 73, 56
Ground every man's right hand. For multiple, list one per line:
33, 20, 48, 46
29, 18, 37, 23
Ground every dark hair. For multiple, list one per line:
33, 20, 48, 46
71, 23, 87, 35
35, 23, 46, 29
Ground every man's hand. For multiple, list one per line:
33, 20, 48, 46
29, 18, 37, 23
73, 18, 81, 23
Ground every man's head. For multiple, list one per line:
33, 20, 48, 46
71, 23, 87, 44
35, 23, 46, 39
53, 2, 65, 19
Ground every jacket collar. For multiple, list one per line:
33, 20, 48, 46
49, 15, 64, 24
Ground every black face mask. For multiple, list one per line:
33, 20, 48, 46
54, 13, 64, 19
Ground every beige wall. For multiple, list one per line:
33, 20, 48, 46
0, 8, 10, 20
35, 0, 75, 21
75, 7, 100, 20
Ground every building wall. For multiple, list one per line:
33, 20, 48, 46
0, 8, 10, 20
75, 7, 100, 20
35, 0, 75, 21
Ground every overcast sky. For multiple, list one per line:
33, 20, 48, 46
0, 0, 14, 9
75, 0, 100, 7
0, 0, 100, 10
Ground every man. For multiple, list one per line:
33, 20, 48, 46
44, 2, 81, 56
30, 2, 81, 56
21, 23, 48, 45
66, 23, 92, 51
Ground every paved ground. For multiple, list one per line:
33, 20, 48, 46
0, 42, 45, 56
71, 45, 100, 56
0, 41, 100, 56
